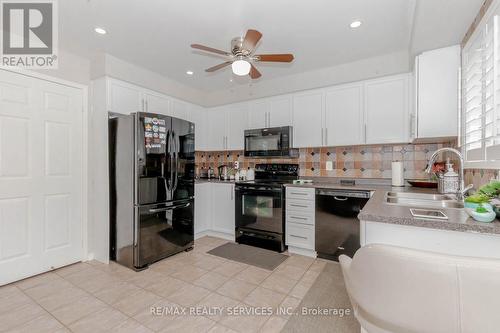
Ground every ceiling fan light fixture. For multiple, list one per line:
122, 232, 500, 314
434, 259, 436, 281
350, 20, 362, 29
232, 59, 251, 76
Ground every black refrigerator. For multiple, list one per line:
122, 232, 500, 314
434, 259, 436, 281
109, 112, 195, 270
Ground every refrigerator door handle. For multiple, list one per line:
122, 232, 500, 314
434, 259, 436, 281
169, 130, 175, 194
148, 202, 191, 213
165, 129, 172, 192
172, 131, 179, 192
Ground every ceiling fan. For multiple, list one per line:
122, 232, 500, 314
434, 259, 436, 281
191, 29, 294, 79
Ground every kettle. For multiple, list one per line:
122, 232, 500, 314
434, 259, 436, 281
218, 165, 229, 180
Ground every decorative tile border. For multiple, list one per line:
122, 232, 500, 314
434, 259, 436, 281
195, 142, 457, 179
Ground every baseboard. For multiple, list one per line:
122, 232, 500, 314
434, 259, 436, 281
288, 246, 317, 258
196, 230, 235, 242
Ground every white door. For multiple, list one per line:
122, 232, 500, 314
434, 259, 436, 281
226, 104, 248, 150
0, 70, 84, 285
325, 84, 364, 146
365, 75, 410, 144
269, 96, 292, 127
292, 91, 324, 148
108, 79, 143, 114
211, 183, 235, 237
248, 100, 269, 129
144, 92, 170, 116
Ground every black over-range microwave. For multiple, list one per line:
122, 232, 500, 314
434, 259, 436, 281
244, 126, 298, 157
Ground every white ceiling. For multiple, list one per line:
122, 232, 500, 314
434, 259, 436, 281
60, 0, 484, 94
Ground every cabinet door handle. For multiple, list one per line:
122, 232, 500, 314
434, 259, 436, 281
290, 204, 308, 208
290, 192, 308, 196
321, 128, 324, 146
325, 128, 328, 145
289, 216, 308, 220
231, 186, 234, 200
290, 234, 307, 240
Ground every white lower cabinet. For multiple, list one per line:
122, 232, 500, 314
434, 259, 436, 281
194, 182, 235, 240
285, 187, 316, 257
194, 183, 211, 237
361, 220, 500, 259
211, 183, 236, 237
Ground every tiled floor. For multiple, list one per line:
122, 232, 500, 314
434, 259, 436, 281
0, 236, 329, 333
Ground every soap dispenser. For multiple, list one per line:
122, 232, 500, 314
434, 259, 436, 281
441, 158, 459, 194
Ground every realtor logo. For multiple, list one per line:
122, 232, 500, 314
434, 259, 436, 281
0, 0, 58, 68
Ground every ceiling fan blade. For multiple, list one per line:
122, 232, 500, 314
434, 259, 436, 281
191, 44, 231, 56
242, 29, 262, 52
205, 61, 232, 72
249, 64, 262, 79
256, 54, 294, 62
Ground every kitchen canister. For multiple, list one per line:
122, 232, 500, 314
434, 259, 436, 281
391, 161, 405, 187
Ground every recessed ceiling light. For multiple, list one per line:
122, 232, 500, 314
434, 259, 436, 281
186, 70, 194, 75
94, 27, 107, 35
350, 21, 362, 29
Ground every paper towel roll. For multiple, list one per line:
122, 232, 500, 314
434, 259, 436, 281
392, 161, 405, 187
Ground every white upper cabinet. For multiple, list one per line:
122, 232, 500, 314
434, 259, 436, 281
247, 96, 292, 129
324, 83, 364, 146
415, 45, 460, 141
207, 107, 226, 151
269, 96, 292, 127
292, 90, 324, 148
171, 99, 189, 120
248, 100, 269, 129
144, 91, 170, 115
189, 105, 207, 151
364, 74, 410, 144
107, 79, 143, 114
226, 103, 248, 150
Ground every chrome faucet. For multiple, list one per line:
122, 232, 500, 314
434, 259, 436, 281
424, 147, 472, 201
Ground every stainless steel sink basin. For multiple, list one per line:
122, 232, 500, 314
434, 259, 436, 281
385, 192, 463, 209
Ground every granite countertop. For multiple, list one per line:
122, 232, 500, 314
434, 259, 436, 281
285, 179, 500, 236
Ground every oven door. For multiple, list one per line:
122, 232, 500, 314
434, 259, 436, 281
235, 186, 283, 234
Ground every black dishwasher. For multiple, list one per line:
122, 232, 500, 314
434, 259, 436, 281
315, 189, 371, 261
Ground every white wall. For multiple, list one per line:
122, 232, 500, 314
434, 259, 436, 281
33, 49, 91, 85
204, 50, 411, 106
91, 54, 207, 107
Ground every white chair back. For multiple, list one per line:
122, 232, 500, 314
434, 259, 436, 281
339, 244, 500, 333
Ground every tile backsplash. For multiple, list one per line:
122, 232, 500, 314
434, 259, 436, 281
195, 142, 456, 179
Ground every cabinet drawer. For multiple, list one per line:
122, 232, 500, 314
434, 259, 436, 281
286, 222, 314, 250
286, 187, 315, 201
286, 199, 315, 213
286, 211, 314, 226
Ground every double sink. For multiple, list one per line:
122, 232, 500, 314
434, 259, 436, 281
385, 192, 464, 209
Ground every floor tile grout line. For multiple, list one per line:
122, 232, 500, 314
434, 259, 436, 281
17, 283, 78, 332
3, 236, 323, 333
45, 263, 143, 331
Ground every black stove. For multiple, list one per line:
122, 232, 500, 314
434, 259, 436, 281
234, 164, 299, 252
